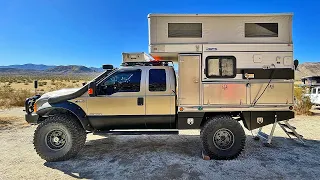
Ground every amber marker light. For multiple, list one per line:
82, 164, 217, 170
179, 107, 184, 111
33, 103, 37, 112
88, 88, 94, 95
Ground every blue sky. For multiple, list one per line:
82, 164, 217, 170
0, 0, 319, 67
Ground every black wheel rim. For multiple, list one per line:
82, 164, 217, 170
213, 128, 234, 150
45, 129, 67, 150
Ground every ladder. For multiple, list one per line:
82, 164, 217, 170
254, 118, 304, 146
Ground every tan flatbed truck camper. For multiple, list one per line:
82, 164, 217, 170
25, 13, 302, 162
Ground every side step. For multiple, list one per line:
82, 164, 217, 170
94, 130, 179, 136
253, 118, 304, 146
278, 121, 304, 143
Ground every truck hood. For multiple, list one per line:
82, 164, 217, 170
37, 88, 81, 103
41, 88, 80, 99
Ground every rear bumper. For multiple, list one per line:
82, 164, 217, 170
25, 114, 39, 124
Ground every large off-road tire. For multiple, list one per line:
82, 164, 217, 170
33, 114, 87, 162
200, 115, 246, 160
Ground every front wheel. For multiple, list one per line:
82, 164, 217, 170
33, 114, 87, 162
201, 115, 246, 160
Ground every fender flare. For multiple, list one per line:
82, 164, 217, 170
37, 101, 93, 131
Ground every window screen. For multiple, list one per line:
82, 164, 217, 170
168, 23, 202, 38
245, 23, 278, 37
149, 69, 166, 91
206, 56, 236, 78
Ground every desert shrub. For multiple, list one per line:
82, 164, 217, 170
294, 87, 313, 115
24, 82, 29, 85
38, 81, 47, 86
49, 82, 78, 91
0, 86, 33, 109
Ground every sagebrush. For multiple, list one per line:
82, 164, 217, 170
294, 86, 313, 115
0, 85, 34, 109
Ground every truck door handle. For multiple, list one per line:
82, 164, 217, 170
137, 97, 144, 106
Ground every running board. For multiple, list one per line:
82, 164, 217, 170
93, 130, 179, 136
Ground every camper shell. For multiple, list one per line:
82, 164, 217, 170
148, 13, 295, 130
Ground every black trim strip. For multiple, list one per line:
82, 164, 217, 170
203, 51, 293, 52
238, 68, 294, 79
88, 115, 175, 130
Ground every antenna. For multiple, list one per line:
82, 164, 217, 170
34, 80, 38, 95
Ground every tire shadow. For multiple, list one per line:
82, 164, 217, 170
44, 135, 320, 179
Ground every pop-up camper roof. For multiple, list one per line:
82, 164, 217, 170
148, 13, 292, 44
148, 13, 293, 61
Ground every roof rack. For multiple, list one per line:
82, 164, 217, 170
121, 61, 174, 67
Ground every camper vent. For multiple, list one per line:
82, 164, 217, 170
245, 23, 278, 37
168, 23, 202, 38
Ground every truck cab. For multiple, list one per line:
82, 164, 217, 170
82, 63, 177, 130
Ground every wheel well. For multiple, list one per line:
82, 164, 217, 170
200, 112, 243, 129
38, 108, 87, 130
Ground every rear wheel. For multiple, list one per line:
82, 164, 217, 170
33, 114, 86, 162
200, 115, 246, 160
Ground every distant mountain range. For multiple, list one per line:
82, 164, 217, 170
295, 62, 320, 80
0, 64, 56, 71
0, 64, 104, 74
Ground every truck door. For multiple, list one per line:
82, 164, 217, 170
145, 67, 175, 128
178, 54, 201, 105
86, 68, 146, 130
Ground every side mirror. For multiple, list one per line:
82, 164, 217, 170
294, 59, 299, 70
88, 81, 96, 97
102, 64, 114, 70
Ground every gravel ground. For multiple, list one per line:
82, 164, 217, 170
0, 108, 320, 180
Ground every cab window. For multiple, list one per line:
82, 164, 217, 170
149, 69, 166, 91
98, 69, 141, 95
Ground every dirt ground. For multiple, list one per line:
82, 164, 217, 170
0, 108, 320, 180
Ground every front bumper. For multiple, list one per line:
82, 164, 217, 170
25, 113, 39, 124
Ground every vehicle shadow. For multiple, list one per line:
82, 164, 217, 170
44, 135, 320, 179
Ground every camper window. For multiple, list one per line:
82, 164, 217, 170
245, 23, 278, 37
205, 56, 236, 78
168, 23, 202, 38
